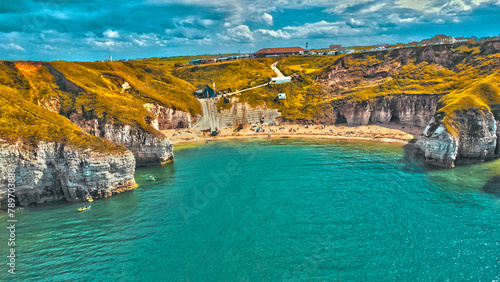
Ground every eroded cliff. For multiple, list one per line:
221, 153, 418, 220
415, 75, 500, 167
70, 113, 174, 167
143, 103, 193, 130
333, 94, 441, 127
0, 141, 136, 208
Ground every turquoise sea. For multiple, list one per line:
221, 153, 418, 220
1, 139, 500, 281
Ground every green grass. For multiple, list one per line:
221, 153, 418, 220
172, 58, 278, 92
439, 73, 500, 136
0, 62, 125, 153
0, 60, 202, 151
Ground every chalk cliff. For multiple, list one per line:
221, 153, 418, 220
143, 103, 192, 130
334, 94, 441, 127
0, 141, 136, 209
70, 113, 174, 167
415, 109, 499, 167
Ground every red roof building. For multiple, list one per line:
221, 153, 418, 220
254, 47, 307, 58
431, 34, 453, 44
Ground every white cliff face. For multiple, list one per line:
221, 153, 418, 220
0, 141, 136, 208
143, 103, 192, 130
415, 119, 459, 167
415, 110, 498, 167
70, 113, 174, 167
337, 94, 441, 127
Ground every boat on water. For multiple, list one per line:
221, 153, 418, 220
78, 206, 91, 212
148, 176, 155, 181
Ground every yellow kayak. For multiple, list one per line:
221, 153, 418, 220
78, 206, 91, 212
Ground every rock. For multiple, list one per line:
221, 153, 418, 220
336, 94, 441, 127
415, 109, 498, 167
143, 103, 192, 129
483, 175, 500, 197
70, 113, 174, 167
0, 141, 136, 209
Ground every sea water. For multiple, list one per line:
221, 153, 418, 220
1, 139, 499, 281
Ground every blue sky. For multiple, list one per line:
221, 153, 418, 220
0, 0, 499, 61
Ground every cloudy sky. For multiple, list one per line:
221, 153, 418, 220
1, 0, 499, 61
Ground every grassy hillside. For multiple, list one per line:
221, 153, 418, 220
439, 73, 500, 136
0, 60, 202, 151
172, 58, 278, 92
0, 62, 125, 153
220, 41, 500, 121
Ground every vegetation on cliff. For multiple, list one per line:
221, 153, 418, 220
172, 58, 277, 92
0, 62, 125, 153
0, 60, 202, 151
2, 40, 500, 148
439, 73, 500, 137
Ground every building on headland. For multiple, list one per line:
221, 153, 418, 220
431, 34, 454, 44
194, 85, 216, 98
254, 47, 307, 58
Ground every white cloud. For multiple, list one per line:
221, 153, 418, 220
262, 13, 273, 25
358, 2, 387, 13
439, 0, 472, 14
388, 13, 419, 24
219, 25, 254, 43
345, 18, 367, 28
323, 0, 374, 14
283, 20, 367, 38
396, 0, 441, 13
103, 29, 120, 39
0, 43, 25, 52
255, 29, 291, 39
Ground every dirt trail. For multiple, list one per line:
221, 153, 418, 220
193, 98, 219, 131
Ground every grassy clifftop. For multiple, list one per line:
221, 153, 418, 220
0, 60, 202, 151
439, 73, 500, 137
0, 62, 125, 152
172, 58, 277, 91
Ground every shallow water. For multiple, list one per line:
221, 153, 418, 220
1, 139, 499, 281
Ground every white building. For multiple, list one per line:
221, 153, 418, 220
270, 77, 292, 84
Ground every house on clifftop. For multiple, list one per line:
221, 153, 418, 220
254, 47, 307, 58
194, 85, 216, 98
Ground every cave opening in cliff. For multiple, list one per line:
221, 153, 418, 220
390, 113, 400, 123
336, 112, 347, 124
177, 121, 185, 128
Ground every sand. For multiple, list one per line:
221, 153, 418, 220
160, 122, 425, 145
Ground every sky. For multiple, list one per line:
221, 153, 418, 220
0, 0, 499, 61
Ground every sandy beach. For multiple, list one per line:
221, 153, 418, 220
160, 122, 424, 145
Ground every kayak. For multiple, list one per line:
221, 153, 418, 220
78, 206, 91, 212
149, 178, 155, 181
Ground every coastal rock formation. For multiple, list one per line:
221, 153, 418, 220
415, 109, 498, 167
70, 113, 174, 167
334, 94, 441, 127
0, 141, 136, 209
143, 103, 192, 129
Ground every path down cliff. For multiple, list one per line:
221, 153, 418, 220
194, 99, 220, 131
